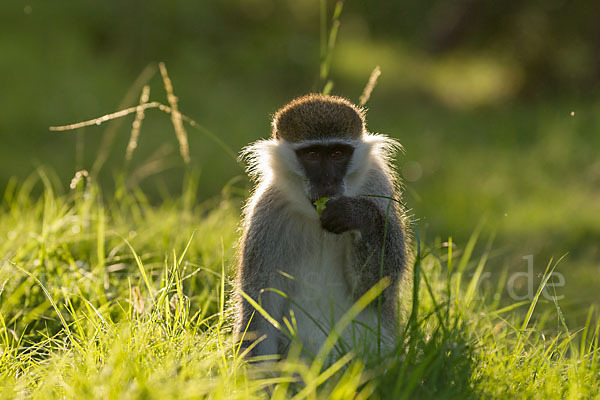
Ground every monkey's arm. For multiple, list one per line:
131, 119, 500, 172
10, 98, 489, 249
319, 195, 407, 299
235, 188, 292, 358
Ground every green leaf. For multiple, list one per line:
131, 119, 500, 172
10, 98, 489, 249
314, 196, 330, 215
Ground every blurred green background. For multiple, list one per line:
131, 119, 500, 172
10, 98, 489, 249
1, 1, 599, 319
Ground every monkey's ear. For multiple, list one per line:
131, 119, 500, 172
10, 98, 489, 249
271, 94, 365, 142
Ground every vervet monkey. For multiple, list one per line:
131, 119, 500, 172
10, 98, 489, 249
235, 94, 408, 359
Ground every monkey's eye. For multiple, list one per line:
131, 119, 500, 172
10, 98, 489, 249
331, 150, 343, 159
306, 151, 319, 160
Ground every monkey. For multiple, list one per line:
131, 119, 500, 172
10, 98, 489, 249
234, 93, 408, 360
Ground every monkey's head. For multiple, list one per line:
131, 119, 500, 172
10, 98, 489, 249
244, 94, 398, 215
270, 94, 367, 202
271, 94, 365, 143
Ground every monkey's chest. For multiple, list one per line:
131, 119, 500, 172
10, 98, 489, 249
277, 232, 357, 338
288, 232, 350, 290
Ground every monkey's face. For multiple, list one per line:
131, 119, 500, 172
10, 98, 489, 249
294, 142, 355, 202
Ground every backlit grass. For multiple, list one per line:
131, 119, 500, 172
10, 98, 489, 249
0, 173, 598, 399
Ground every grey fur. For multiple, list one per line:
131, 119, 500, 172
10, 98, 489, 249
272, 94, 365, 142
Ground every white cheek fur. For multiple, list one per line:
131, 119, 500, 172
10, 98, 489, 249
241, 134, 401, 216
243, 138, 316, 218
344, 140, 373, 196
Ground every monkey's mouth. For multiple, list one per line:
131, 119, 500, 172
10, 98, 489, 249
306, 181, 344, 205
309, 192, 339, 205
308, 187, 343, 205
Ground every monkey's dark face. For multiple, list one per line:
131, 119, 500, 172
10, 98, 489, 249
295, 143, 354, 202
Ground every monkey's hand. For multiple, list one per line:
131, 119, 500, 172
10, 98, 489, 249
319, 196, 377, 234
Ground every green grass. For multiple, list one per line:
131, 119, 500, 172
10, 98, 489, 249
0, 172, 599, 399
